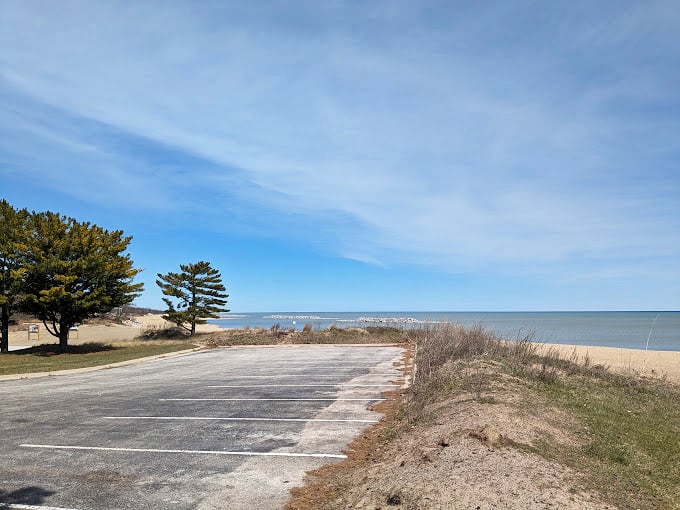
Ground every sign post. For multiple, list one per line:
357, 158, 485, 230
27, 323, 40, 342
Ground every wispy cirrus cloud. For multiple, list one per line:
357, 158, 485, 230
1, 0, 678, 284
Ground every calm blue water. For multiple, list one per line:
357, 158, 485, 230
209, 311, 680, 351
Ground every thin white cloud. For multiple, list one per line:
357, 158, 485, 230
1, 1, 678, 278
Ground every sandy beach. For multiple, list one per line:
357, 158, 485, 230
543, 342, 680, 384
7, 316, 680, 383
7, 314, 221, 348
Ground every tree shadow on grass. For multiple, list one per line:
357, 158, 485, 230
0, 486, 54, 505
11, 342, 118, 356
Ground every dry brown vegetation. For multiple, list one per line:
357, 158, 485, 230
287, 324, 680, 510
201, 325, 409, 346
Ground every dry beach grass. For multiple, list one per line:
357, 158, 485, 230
288, 324, 680, 510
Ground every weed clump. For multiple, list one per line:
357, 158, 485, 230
135, 324, 187, 340
403, 323, 680, 509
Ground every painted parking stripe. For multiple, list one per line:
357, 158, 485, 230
160, 398, 384, 402
213, 374, 397, 378
217, 362, 393, 366
103, 416, 378, 423
206, 384, 395, 388
1, 505, 83, 510
19, 444, 346, 459
0, 505, 83, 510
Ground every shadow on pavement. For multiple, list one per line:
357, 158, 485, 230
0, 485, 55, 505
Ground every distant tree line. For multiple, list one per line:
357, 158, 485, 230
0, 199, 229, 353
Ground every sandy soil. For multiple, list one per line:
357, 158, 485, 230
7, 314, 221, 348
290, 361, 618, 510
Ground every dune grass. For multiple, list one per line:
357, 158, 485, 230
404, 324, 680, 509
289, 324, 680, 509
203, 325, 409, 346
533, 371, 680, 509
0, 341, 197, 376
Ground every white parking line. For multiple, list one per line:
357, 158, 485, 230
1, 505, 83, 510
215, 374, 397, 378
160, 398, 384, 402
206, 384, 395, 388
225, 360, 387, 364
19, 444, 346, 459
103, 416, 378, 423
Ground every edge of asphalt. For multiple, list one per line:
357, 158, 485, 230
0, 347, 205, 382
0, 343, 409, 382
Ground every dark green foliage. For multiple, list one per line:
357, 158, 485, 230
0, 200, 31, 353
156, 261, 229, 336
21, 211, 144, 351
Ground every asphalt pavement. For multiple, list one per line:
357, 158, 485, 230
0, 345, 404, 510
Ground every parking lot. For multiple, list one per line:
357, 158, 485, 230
0, 345, 405, 510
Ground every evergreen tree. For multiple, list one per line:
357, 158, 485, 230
156, 261, 229, 336
0, 200, 31, 353
21, 211, 144, 351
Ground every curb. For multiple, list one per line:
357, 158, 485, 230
215, 342, 405, 348
0, 347, 204, 382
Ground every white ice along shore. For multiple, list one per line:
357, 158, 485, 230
354, 317, 426, 324
261, 315, 436, 325
264, 315, 325, 320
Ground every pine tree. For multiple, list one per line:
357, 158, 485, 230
156, 261, 229, 336
21, 211, 144, 351
0, 200, 31, 353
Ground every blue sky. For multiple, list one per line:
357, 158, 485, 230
1, 1, 679, 311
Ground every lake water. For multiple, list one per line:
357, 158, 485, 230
209, 311, 680, 351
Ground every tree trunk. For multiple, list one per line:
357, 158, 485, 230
190, 322, 196, 336
58, 323, 69, 353
0, 303, 8, 353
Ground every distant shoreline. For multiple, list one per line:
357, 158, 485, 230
6, 313, 680, 382
210, 311, 680, 352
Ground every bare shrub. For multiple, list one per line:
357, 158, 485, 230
135, 324, 187, 340
303, 323, 313, 333
508, 330, 537, 363
414, 323, 503, 384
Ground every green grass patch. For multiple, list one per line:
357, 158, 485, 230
0, 341, 196, 375
532, 376, 680, 510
